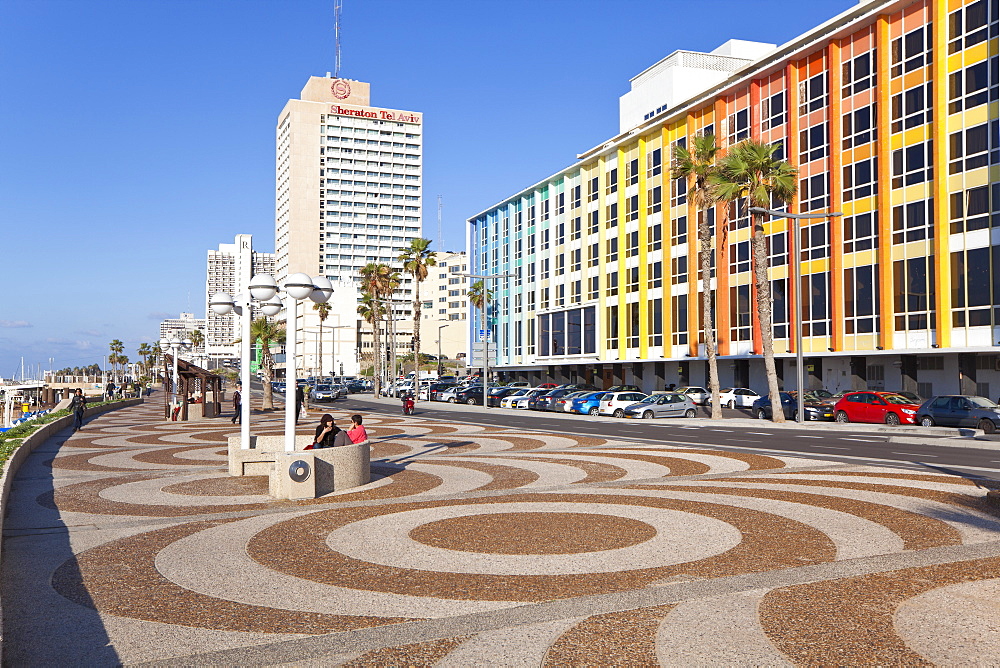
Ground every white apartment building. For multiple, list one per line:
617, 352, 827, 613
158, 313, 205, 363
420, 251, 469, 360
274, 75, 423, 377
204, 234, 275, 365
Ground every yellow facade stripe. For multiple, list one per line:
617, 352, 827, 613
597, 157, 607, 359
932, 0, 951, 348
617, 148, 628, 356
638, 136, 650, 359
876, 14, 894, 348
685, 113, 699, 357
662, 124, 673, 351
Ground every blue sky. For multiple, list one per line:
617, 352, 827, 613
0, 0, 852, 378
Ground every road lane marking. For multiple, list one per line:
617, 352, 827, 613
798, 435, 822, 439
841, 437, 882, 442
893, 452, 937, 457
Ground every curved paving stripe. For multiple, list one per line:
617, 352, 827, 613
342, 637, 469, 667
47, 449, 143, 472
717, 476, 1000, 519
51, 519, 412, 635
369, 441, 412, 459
759, 555, 1000, 665
499, 456, 629, 484
581, 452, 711, 477
645, 484, 962, 551
162, 475, 269, 497
542, 604, 676, 666
895, 577, 1000, 664
670, 448, 788, 471
437, 619, 584, 667
248, 493, 836, 602
419, 458, 587, 489
131, 445, 231, 466
422, 460, 540, 491
777, 470, 978, 487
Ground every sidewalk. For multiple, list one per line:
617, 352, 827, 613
3, 398, 1000, 665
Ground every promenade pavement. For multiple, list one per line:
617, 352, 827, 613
3, 394, 1000, 665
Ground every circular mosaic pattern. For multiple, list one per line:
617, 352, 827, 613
409, 511, 658, 555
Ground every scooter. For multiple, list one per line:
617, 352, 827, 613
402, 395, 415, 415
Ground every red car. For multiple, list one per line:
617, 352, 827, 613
833, 391, 921, 425
537, 382, 559, 389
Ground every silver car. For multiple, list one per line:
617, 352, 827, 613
624, 393, 698, 419
675, 386, 710, 405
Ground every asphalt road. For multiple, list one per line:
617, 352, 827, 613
332, 395, 1000, 478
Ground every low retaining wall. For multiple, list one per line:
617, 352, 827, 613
0, 398, 143, 664
227, 435, 370, 496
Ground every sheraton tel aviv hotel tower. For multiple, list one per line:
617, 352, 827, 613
468, 0, 1000, 399
274, 77, 423, 376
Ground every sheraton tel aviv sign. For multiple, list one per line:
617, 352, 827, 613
329, 104, 421, 125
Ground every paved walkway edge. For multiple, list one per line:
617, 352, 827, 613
0, 398, 142, 665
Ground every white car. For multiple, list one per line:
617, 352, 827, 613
439, 387, 460, 403
675, 386, 710, 405
717, 387, 761, 408
500, 389, 531, 408
599, 391, 649, 417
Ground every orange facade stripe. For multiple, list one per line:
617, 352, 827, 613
828, 40, 845, 351
875, 14, 894, 348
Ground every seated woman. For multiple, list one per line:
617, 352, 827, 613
313, 414, 352, 448
346, 414, 368, 443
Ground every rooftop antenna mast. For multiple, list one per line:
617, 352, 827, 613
334, 0, 343, 78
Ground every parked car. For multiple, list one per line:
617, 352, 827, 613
346, 380, 368, 393
439, 386, 461, 403
833, 391, 921, 425
599, 391, 649, 417
753, 392, 835, 421
717, 387, 761, 408
624, 392, 698, 419
895, 391, 923, 404
505, 381, 531, 388
916, 395, 1000, 433
487, 386, 523, 407
554, 383, 599, 391
530, 388, 580, 411
606, 385, 641, 393
309, 384, 337, 402
499, 388, 530, 408
675, 386, 710, 405
570, 391, 609, 415
553, 390, 590, 412
454, 386, 485, 405
537, 383, 559, 389
505, 388, 548, 409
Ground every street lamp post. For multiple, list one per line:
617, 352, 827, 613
159, 337, 192, 419
461, 272, 514, 410
437, 323, 447, 377
749, 207, 842, 424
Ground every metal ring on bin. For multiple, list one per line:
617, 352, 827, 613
289, 459, 311, 482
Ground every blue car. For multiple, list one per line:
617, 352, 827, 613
570, 391, 609, 415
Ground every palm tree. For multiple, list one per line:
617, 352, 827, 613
246, 318, 286, 410
468, 280, 493, 374
109, 339, 124, 383
399, 238, 437, 380
712, 139, 797, 422
359, 262, 400, 391
357, 291, 384, 394
189, 329, 205, 368
313, 301, 331, 377
673, 134, 723, 420
137, 343, 152, 377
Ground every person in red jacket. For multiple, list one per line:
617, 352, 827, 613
346, 414, 368, 443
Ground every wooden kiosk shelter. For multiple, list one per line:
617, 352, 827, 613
163, 356, 224, 421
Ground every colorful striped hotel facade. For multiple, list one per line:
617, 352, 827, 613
468, 0, 1000, 399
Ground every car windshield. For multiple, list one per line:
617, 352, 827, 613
882, 394, 914, 404
968, 396, 999, 408
720, 388, 734, 393
637, 395, 657, 403
315, 385, 331, 390
811, 390, 834, 398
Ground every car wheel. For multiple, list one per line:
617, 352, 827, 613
589, 407, 599, 416
613, 408, 625, 418
448, 397, 456, 403
979, 419, 997, 434
643, 411, 654, 420
727, 400, 736, 409
920, 416, 935, 427
684, 408, 696, 418
835, 411, 850, 423
885, 412, 900, 426
466, 398, 477, 405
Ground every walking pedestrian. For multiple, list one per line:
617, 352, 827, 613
71, 388, 86, 432
232, 385, 242, 424
295, 384, 304, 424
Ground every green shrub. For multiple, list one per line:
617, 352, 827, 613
0, 439, 23, 468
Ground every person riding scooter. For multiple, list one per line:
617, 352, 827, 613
401, 393, 415, 415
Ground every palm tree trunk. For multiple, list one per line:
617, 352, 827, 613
372, 319, 382, 397
317, 318, 324, 378
751, 213, 784, 422
262, 345, 274, 411
412, 281, 421, 381
701, 215, 722, 419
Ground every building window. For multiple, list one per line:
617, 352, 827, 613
648, 297, 663, 346
844, 265, 879, 334
769, 231, 788, 266
843, 212, 878, 253
891, 25, 932, 77
589, 275, 599, 300
893, 256, 935, 330
588, 176, 599, 202
800, 272, 829, 337
555, 222, 565, 246
727, 108, 750, 144
606, 167, 618, 196
606, 305, 619, 350
951, 247, 993, 327
772, 278, 788, 339
625, 194, 639, 222
891, 83, 932, 133
729, 284, 752, 342
761, 92, 785, 131
842, 105, 876, 149
647, 148, 662, 177
948, 58, 998, 114
799, 173, 829, 212
625, 230, 639, 258
670, 174, 687, 208
950, 184, 1000, 234
843, 158, 878, 201
798, 72, 827, 115
648, 223, 662, 251
571, 184, 582, 209
606, 202, 619, 229
626, 302, 640, 348
556, 192, 565, 215
607, 271, 619, 296
670, 255, 688, 284
842, 51, 876, 97
891, 141, 933, 188
948, 0, 996, 54
892, 199, 934, 244
728, 197, 751, 231
571, 248, 582, 272
649, 261, 662, 289
555, 283, 565, 307
799, 122, 828, 163
671, 215, 687, 245
606, 237, 619, 262
540, 258, 550, 280
571, 216, 582, 240
948, 120, 999, 174
555, 255, 565, 276
647, 185, 662, 214
671, 295, 688, 345
626, 157, 639, 186
729, 240, 750, 274
800, 220, 829, 261
626, 266, 639, 293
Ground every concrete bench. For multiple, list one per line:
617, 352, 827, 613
227, 435, 370, 498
